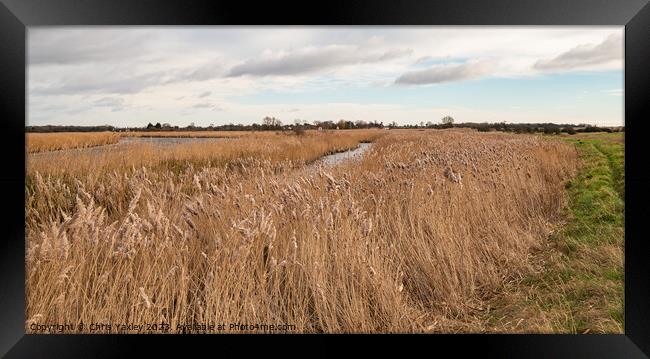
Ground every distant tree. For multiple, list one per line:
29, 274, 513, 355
441, 116, 455, 126
262, 116, 282, 128
155, 122, 162, 129
320, 121, 335, 130
337, 119, 347, 129
146, 123, 154, 129
543, 124, 557, 134
563, 127, 577, 135
580, 125, 603, 133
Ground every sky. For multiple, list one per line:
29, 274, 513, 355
28, 27, 624, 127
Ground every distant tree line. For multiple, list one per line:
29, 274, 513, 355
439, 122, 623, 134
26, 118, 387, 133
396, 120, 622, 134
26, 125, 117, 133
26, 117, 623, 134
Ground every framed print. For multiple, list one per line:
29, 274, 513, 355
1, 0, 649, 357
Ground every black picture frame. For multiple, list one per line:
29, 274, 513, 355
1, 0, 649, 357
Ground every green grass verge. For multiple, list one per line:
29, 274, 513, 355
482, 132, 624, 333
559, 134, 623, 332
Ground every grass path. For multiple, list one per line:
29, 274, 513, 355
479, 132, 624, 333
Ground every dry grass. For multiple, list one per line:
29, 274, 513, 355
27, 132, 120, 153
27, 130, 382, 179
26, 130, 326, 154
25, 129, 578, 333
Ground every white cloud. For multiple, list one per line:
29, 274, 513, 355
534, 33, 623, 72
93, 96, 127, 112
191, 102, 213, 109
190, 102, 225, 111
226, 44, 411, 77
395, 60, 496, 85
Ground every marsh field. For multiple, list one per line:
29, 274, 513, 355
25, 129, 624, 333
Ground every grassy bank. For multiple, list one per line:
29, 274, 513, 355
481, 132, 624, 333
27, 132, 120, 153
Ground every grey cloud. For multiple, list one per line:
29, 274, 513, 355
378, 48, 413, 61
29, 29, 226, 96
29, 30, 155, 65
165, 60, 225, 83
31, 61, 222, 96
192, 102, 224, 111
534, 34, 622, 71
227, 45, 411, 77
67, 106, 94, 115
32, 74, 159, 95
197, 91, 212, 98
395, 60, 495, 85
414, 56, 433, 64
94, 97, 127, 112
